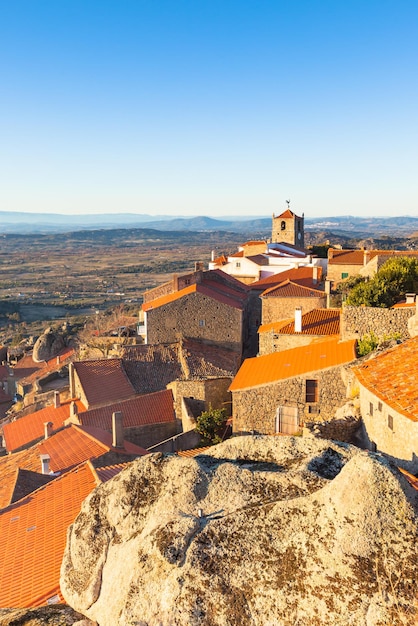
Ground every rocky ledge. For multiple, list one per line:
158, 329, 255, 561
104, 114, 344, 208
61, 436, 418, 626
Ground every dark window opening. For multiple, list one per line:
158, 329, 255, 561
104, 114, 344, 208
306, 379, 318, 403
281, 220, 286, 231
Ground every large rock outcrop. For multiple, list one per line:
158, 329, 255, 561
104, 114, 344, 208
33, 328, 66, 362
61, 436, 418, 626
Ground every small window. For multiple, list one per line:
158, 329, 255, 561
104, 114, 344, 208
235, 262, 241, 268
369, 402, 374, 416
388, 415, 394, 430
306, 379, 318, 403
199, 319, 205, 327
281, 220, 286, 231
298, 221, 301, 232
341, 272, 349, 279
378, 401, 382, 412
184, 279, 190, 285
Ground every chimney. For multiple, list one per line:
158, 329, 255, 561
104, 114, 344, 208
313, 266, 319, 285
53, 391, 60, 408
69, 362, 75, 398
112, 411, 124, 448
363, 250, 371, 266
44, 421, 53, 439
211, 250, 215, 262
40, 454, 51, 475
294, 307, 302, 333
405, 293, 416, 304
56, 355, 60, 365
70, 401, 78, 417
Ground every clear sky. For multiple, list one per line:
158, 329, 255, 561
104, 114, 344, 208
1, 0, 417, 218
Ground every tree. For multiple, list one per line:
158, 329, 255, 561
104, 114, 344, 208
346, 257, 418, 308
195, 406, 228, 445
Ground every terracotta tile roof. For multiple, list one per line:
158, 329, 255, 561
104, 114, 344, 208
327, 249, 381, 265
261, 280, 326, 298
245, 254, 270, 265
250, 266, 323, 290
274, 309, 341, 336
0, 461, 99, 608
241, 240, 267, 246
94, 463, 128, 482
0, 425, 146, 510
258, 319, 293, 334
3, 399, 86, 452
13, 353, 44, 380
353, 337, 418, 422
276, 208, 299, 218
213, 254, 227, 265
230, 338, 357, 391
74, 358, 136, 407
18, 347, 75, 385
392, 301, 416, 308
399, 467, 418, 491
122, 340, 240, 394
177, 446, 211, 457
142, 281, 246, 313
77, 390, 175, 430
230, 250, 244, 257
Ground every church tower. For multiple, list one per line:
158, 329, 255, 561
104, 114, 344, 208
272, 202, 304, 247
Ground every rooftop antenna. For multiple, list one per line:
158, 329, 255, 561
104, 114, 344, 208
286, 199, 291, 208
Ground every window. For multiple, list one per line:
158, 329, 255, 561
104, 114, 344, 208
341, 272, 349, 279
388, 414, 394, 430
184, 279, 190, 285
281, 220, 286, 231
305, 379, 318, 403
199, 319, 205, 327
235, 262, 241, 268
378, 401, 382, 412
369, 402, 374, 416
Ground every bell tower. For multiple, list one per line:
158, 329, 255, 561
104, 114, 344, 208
272, 201, 304, 247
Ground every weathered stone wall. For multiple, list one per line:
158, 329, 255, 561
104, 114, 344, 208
169, 378, 232, 421
258, 332, 320, 356
326, 262, 363, 285
358, 384, 418, 473
146, 292, 243, 352
232, 364, 352, 434
124, 421, 180, 450
304, 416, 360, 443
341, 306, 414, 341
261, 296, 326, 324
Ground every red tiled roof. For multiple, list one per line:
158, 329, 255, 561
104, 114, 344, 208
250, 266, 323, 290
3, 399, 86, 452
77, 389, 175, 430
177, 446, 211, 457
18, 347, 75, 385
392, 301, 416, 308
142, 282, 246, 313
261, 280, 326, 298
274, 308, 341, 336
328, 249, 380, 265
230, 250, 244, 257
74, 425, 148, 456
12, 354, 44, 380
0, 461, 99, 608
353, 337, 418, 422
241, 240, 267, 247
399, 467, 418, 491
258, 319, 293, 334
74, 358, 136, 407
276, 208, 300, 219
94, 463, 128, 482
230, 338, 357, 391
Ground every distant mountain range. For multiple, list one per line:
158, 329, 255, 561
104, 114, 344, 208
1, 210, 418, 237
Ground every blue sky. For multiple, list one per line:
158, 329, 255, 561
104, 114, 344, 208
1, 0, 417, 218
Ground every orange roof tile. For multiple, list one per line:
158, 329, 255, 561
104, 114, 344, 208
258, 319, 293, 334
77, 389, 175, 430
241, 240, 267, 247
3, 399, 86, 452
177, 446, 211, 457
275, 308, 341, 336
398, 467, 418, 491
230, 338, 357, 391
392, 301, 416, 308
94, 463, 128, 482
142, 282, 245, 313
18, 347, 75, 385
261, 280, 326, 298
0, 461, 99, 608
353, 337, 418, 422
74, 358, 136, 407
250, 266, 322, 290
276, 208, 300, 219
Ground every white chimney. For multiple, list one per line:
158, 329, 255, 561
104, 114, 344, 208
44, 421, 53, 439
405, 293, 416, 304
53, 391, 60, 408
211, 250, 215, 262
40, 454, 51, 475
295, 307, 302, 333
112, 411, 124, 448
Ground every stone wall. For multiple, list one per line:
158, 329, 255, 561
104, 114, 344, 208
146, 291, 243, 352
124, 421, 180, 450
358, 384, 418, 473
304, 416, 360, 443
341, 306, 415, 341
326, 263, 363, 285
258, 332, 319, 356
261, 296, 326, 324
169, 377, 232, 421
232, 364, 352, 434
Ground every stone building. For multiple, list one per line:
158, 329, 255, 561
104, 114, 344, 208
353, 336, 418, 473
229, 337, 357, 435
272, 206, 304, 247
260, 280, 326, 324
327, 248, 418, 286
258, 308, 341, 355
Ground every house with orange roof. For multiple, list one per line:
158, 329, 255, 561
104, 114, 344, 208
66, 388, 178, 449
327, 248, 418, 286
69, 358, 136, 409
258, 308, 341, 355
260, 280, 327, 325
14, 347, 75, 401
229, 337, 357, 435
353, 336, 418, 473
2, 395, 86, 453
142, 270, 249, 354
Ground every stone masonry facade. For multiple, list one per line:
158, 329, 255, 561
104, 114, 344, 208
258, 332, 321, 356
232, 364, 352, 435
168, 377, 232, 424
146, 291, 244, 353
262, 295, 326, 325
341, 306, 415, 342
